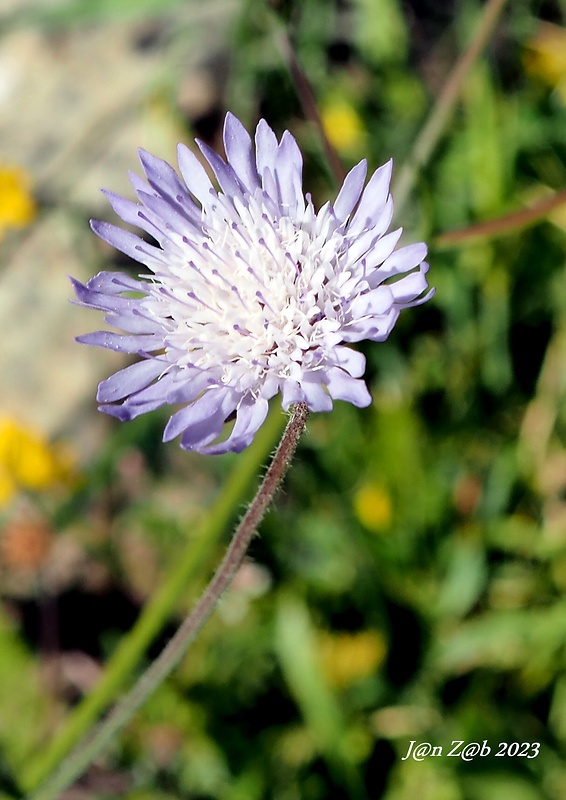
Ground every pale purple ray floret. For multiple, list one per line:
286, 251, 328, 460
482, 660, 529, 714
72, 112, 433, 454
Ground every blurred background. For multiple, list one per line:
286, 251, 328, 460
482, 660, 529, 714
1, 0, 566, 798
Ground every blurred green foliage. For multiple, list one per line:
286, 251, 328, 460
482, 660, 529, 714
2, 0, 566, 798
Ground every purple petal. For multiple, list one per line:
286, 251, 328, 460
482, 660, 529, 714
99, 396, 165, 421
325, 368, 372, 407
274, 130, 304, 215
197, 140, 245, 199
261, 168, 279, 208
71, 276, 144, 314
333, 160, 367, 222
343, 307, 400, 343
348, 160, 393, 236
103, 307, 163, 335
281, 380, 306, 410
163, 387, 235, 445
97, 358, 165, 403
379, 242, 428, 279
77, 331, 161, 353
129, 171, 155, 199
255, 119, 279, 179
346, 215, 393, 267
99, 371, 181, 420
197, 395, 269, 455
300, 374, 333, 412
403, 285, 436, 308
350, 285, 394, 317
80, 271, 145, 296
179, 398, 237, 449
177, 144, 216, 206
346, 199, 395, 264
389, 267, 430, 303
102, 191, 165, 242
126, 371, 179, 401
137, 191, 201, 237
165, 369, 216, 404
223, 112, 260, 192
90, 220, 164, 268
138, 148, 188, 203
259, 375, 280, 400
332, 346, 366, 378
362, 229, 403, 277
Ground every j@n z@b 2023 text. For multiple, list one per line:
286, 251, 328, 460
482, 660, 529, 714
401, 740, 540, 762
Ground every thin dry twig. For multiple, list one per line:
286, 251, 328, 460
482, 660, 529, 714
435, 188, 566, 247
275, 29, 347, 187
392, 0, 509, 216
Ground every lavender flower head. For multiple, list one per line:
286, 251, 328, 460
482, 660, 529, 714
73, 113, 433, 454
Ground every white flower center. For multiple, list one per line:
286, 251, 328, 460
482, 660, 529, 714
143, 194, 351, 390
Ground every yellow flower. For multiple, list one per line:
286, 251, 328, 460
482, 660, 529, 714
318, 630, 386, 688
321, 98, 367, 156
0, 164, 36, 238
524, 23, 566, 104
353, 481, 392, 532
0, 417, 75, 507
0, 473, 16, 507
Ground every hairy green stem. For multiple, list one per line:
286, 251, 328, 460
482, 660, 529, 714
28, 403, 308, 800
22, 405, 286, 793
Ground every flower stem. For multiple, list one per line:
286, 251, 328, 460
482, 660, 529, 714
23, 405, 285, 793
29, 402, 309, 800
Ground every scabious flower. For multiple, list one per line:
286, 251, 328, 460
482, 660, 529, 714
73, 113, 433, 454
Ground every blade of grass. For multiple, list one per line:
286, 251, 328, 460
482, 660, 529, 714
275, 593, 367, 800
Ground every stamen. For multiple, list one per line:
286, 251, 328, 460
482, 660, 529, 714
187, 290, 216, 313
256, 290, 276, 314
